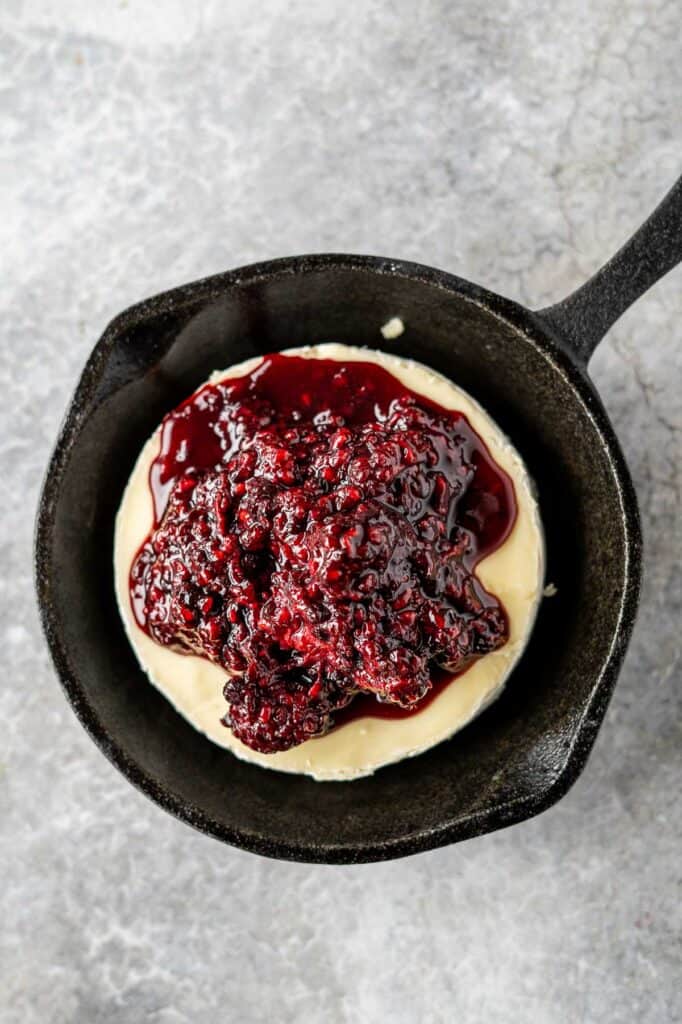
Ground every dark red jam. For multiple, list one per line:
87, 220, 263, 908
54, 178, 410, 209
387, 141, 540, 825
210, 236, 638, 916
130, 354, 516, 753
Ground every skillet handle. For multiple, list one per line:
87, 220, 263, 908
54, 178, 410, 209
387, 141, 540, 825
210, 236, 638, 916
535, 175, 682, 365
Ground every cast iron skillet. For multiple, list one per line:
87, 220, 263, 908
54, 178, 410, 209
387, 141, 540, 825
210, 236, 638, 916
36, 177, 681, 863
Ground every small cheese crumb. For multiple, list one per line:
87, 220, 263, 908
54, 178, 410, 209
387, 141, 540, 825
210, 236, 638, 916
380, 316, 405, 340
543, 583, 558, 597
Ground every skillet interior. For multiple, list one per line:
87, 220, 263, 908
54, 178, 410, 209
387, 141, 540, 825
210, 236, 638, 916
36, 256, 639, 862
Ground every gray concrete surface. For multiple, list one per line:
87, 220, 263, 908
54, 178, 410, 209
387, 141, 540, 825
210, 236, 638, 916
2, 1, 680, 1021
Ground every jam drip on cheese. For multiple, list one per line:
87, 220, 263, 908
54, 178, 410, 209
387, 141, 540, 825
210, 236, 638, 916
130, 354, 516, 753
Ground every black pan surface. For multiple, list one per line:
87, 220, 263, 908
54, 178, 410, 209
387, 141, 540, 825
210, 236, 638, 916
36, 176, 681, 862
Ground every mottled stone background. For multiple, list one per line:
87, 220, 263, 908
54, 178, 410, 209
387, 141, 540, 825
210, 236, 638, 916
2, 1, 680, 1022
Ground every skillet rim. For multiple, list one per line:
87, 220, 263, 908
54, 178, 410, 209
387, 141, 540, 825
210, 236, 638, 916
34, 252, 643, 863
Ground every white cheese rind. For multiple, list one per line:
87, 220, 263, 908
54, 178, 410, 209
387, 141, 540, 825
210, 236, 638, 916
380, 317, 405, 340
114, 344, 544, 781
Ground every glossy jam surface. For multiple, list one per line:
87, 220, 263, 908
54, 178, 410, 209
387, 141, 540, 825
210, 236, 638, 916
130, 354, 516, 752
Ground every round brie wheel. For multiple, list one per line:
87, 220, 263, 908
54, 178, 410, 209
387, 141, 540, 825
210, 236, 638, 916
114, 344, 544, 781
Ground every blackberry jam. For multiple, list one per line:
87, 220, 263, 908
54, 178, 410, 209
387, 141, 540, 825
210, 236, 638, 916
130, 354, 516, 753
